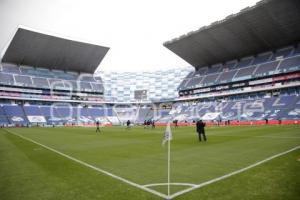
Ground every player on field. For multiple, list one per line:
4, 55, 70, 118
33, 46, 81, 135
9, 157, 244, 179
265, 118, 269, 125
151, 120, 155, 129
173, 119, 178, 128
126, 120, 131, 129
196, 119, 207, 142
96, 121, 101, 133
147, 119, 151, 128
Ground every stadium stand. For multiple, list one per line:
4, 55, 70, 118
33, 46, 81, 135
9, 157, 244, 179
0, 27, 112, 126
0, 65, 105, 93
0, 28, 109, 109
159, 0, 300, 125
177, 47, 300, 90
0, 106, 9, 125
156, 93, 300, 122
0, 103, 118, 125
2, 104, 28, 125
0, 0, 300, 126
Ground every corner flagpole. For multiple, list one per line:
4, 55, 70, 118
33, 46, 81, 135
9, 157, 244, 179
167, 131, 171, 198
162, 121, 173, 199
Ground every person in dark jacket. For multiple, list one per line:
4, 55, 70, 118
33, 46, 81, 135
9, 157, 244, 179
147, 120, 151, 127
173, 119, 178, 128
196, 120, 207, 142
265, 118, 269, 125
96, 121, 101, 133
126, 120, 131, 129
151, 120, 155, 129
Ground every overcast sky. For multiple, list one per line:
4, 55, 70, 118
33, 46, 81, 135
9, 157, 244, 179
0, 0, 259, 72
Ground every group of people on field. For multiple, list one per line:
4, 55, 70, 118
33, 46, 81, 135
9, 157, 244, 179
96, 120, 133, 132
95, 118, 207, 142
144, 119, 156, 129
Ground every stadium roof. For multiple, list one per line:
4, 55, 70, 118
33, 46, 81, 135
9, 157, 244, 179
1, 27, 109, 73
164, 0, 300, 69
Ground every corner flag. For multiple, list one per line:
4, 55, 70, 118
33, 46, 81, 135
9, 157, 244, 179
162, 122, 172, 146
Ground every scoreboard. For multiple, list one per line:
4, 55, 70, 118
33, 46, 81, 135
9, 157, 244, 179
134, 90, 147, 100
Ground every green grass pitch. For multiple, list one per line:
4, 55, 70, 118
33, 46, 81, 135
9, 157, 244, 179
0, 125, 300, 200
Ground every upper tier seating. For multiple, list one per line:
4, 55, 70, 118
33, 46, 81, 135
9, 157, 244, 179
207, 64, 222, 74
253, 60, 280, 77
293, 45, 300, 55
277, 56, 300, 72
233, 66, 256, 81
179, 45, 300, 90
14, 75, 33, 86
201, 74, 220, 86
224, 61, 237, 70
2, 63, 21, 74
236, 57, 253, 68
0, 64, 104, 93
32, 77, 50, 88
178, 72, 194, 90
271, 48, 293, 60
218, 70, 237, 84
0, 73, 14, 85
252, 52, 272, 65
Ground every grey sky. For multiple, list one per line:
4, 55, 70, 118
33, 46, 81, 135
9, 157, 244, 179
0, 0, 259, 72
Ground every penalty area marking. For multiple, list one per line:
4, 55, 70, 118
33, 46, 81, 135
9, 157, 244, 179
168, 145, 300, 199
3, 129, 300, 200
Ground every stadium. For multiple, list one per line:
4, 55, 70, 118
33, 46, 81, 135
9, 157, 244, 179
0, 0, 299, 199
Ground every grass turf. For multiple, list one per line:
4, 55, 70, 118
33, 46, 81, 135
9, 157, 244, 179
0, 125, 299, 200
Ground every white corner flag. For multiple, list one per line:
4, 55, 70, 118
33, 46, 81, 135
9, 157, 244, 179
162, 121, 173, 197
162, 122, 172, 146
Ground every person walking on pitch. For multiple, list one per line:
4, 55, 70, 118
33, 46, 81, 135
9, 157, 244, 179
173, 119, 178, 128
96, 121, 101, 133
126, 120, 131, 129
196, 119, 207, 142
151, 120, 155, 129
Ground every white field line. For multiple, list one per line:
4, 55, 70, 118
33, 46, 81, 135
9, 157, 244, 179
144, 183, 196, 187
210, 134, 300, 139
256, 136, 300, 139
5, 130, 168, 199
169, 145, 300, 199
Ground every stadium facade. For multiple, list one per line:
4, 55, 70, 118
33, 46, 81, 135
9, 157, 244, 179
99, 68, 193, 102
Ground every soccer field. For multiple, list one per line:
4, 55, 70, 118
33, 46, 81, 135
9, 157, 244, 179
0, 125, 300, 200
